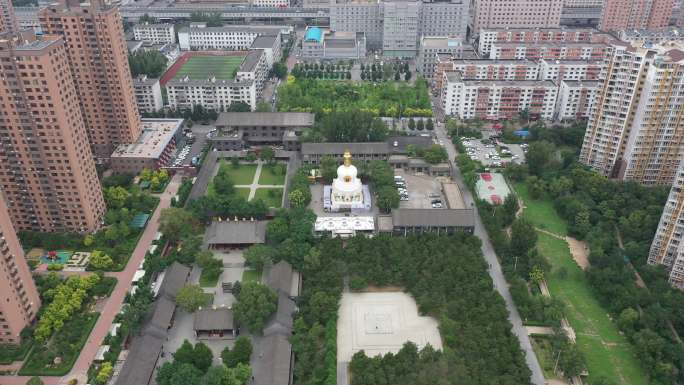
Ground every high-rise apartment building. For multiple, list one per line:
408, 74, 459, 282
599, 0, 674, 31
0, 0, 18, 34
0, 190, 41, 344
419, 0, 469, 39
330, 0, 384, 49
472, 0, 564, 34
382, 1, 420, 57
580, 41, 684, 186
39, 0, 141, 160
0, 31, 106, 233
648, 160, 684, 289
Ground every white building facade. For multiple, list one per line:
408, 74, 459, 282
555, 80, 600, 120
133, 23, 176, 44
133, 75, 164, 113
178, 25, 288, 51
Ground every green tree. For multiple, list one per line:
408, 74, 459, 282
376, 186, 400, 213
26, 377, 44, 385
214, 165, 236, 196
527, 141, 556, 176
618, 307, 639, 334
255, 102, 272, 112
320, 155, 338, 181
529, 265, 545, 284
243, 244, 275, 271
288, 190, 307, 208
259, 147, 275, 164
89, 250, 114, 270
173, 340, 195, 365
231, 156, 240, 168
272, 62, 288, 79
233, 282, 277, 333
426, 118, 434, 131
176, 285, 210, 312
416, 119, 425, 131
423, 144, 448, 164
510, 219, 537, 257
156, 361, 203, 385
408, 118, 416, 130
159, 208, 199, 242
128, 50, 169, 78
96, 362, 113, 384
222, 336, 253, 368
227, 102, 251, 112
192, 342, 214, 372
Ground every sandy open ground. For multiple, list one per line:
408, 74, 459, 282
337, 292, 442, 363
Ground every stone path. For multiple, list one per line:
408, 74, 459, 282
234, 161, 285, 201
0, 174, 182, 385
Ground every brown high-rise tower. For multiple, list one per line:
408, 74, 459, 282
0, 0, 18, 34
39, 0, 141, 160
0, 189, 41, 344
0, 31, 106, 233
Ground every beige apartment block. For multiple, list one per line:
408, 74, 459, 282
473, 0, 563, 34
0, 191, 41, 344
39, 0, 141, 160
0, 31, 106, 233
599, 0, 674, 31
580, 41, 684, 186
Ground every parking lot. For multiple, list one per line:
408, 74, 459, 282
395, 171, 446, 209
461, 134, 527, 167
170, 124, 213, 167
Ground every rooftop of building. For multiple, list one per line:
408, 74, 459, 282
180, 24, 288, 34
193, 307, 234, 331
250, 34, 279, 49
445, 71, 556, 87
239, 49, 263, 72
204, 219, 267, 245
301, 142, 389, 155
134, 22, 173, 28
304, 26, 323, 42
539, 58, 604, 65
450, 58, 538, 65
492, 41, 609, 48
133, 74, 159, 85
216, 112, 315, 128
391, 208, 475, 228
420, 36, 463, 49
481, 26, 604, 33
110, 119, 184, 159
314, 216, 375, 232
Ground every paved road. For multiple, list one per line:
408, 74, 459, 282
434, 122, 547, 385
0, 174, 183, 385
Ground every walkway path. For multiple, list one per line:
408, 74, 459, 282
0, 174, 182, 385
434, 120, 546, 385
234, 161, 285, 201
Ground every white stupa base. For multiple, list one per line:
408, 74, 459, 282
324, 185, 372, 212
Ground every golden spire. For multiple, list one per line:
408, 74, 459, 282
343, 150, 352, 167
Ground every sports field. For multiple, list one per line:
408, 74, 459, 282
173, 55, 245, 80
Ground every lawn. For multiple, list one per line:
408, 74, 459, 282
241, 269, 261, 283
514, 182, 568, 236
258, 164, 287, 185
236, 188, 251, 200
173, 55, 245, 81
221, 163, 258, 185
253, 188, 283, 208
530, 336, 559, 380
537, 233, 648, 385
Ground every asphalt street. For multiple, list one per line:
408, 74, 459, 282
434, 120, 547, 385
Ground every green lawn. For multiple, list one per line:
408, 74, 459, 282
236, 188, 251, 200
258, 164, 286, 185
537, 233, 648, 385
173, 55, 245, 81
241, 269, 261, 283
530, 336, 559, 380
199, 269, 221, 288
514, 182, 568, 236
223, 164, 258, 185
253, 188, 283, 208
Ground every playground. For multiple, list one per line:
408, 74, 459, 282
160, 51, 247, 85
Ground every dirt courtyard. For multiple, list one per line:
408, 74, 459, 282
337, 292, 442, 363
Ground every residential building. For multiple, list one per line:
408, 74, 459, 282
434, 59, 540, 93
110, 119, 184, 174
560, 5, 603, 27
539, 59, 603, 81
580, 41, 684, 185
441, 72, 558, 120
304, 0, 333, 7
649, 160, 684, 289
0, 0, 17, 34
382, 1, 420, 57
489, 41, 611, 60
419, 0, 469, 39
302, 27, 367, 60
177, 24, 289, 51
0, 32, 106, 232
133, 75, 164, 114
249, 34, 282, 67
477, 27, 614, 56
165, 51, 267, 111
599, 0, 674, 31
0, 191, 40, 344
330, 0, 383, 49
417, 36, 462, 80
563, 0, 603, 6
133, 23, 175, 44
252, 0, 289, 6
472, 0, 563, 33
555, 80, 600, 120
617, 27, 684, 45
39, 0, 142, 160
13, 6, 40, 32
210, 112, 315, 151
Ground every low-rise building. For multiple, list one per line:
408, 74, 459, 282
301, 27, 367, 60
378, 208, 475, 236
133, 75, 164, 113
417, 36, 463, 80
110, 119, 184, 174
302, 142, 391, 164
133, 23, 175, 44
165, 50, 267, 111
555, 80, 600, 120
178, 24, 290, 51
249, 34, 282, 67
203, 219, 268, 249
441, 72, 558, 120
477, 27, 614, 56
211, 112, 315, 150
252, 0, 289, 6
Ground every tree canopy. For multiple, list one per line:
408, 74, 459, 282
128, 50, 168, 78
233, 282, 278, 333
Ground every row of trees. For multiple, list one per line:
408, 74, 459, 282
128, 50, 168, 78
302, 110, 388, 143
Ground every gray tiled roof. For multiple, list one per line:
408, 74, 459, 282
301, 142, 390, 155
204, 220, 267, 245
391, 208, 475, 228
194, 308, 234, 331
216, 112, 314, 128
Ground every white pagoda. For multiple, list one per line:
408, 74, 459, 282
330, 151, 365, 211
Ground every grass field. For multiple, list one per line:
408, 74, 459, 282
253, 188, 283, 208
241, 269, 261, 283
530, 336, 559, 380
174, 55, 245, 81
236, 188, 251, 200
538, 234, 648, 385
258, 164, 286, 185
514, 183, 568, 235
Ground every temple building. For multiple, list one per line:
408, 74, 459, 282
325, 151, 371, 212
